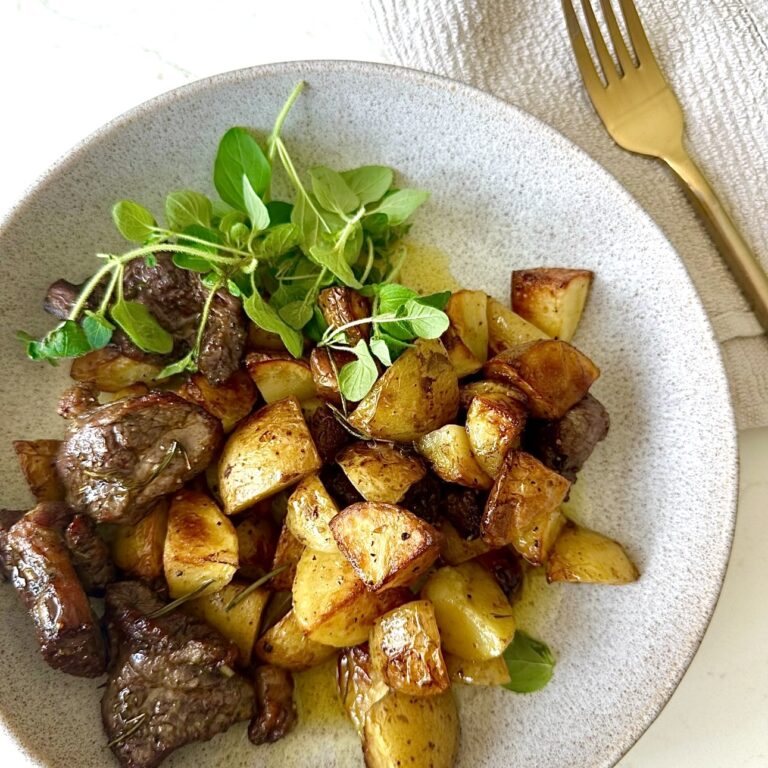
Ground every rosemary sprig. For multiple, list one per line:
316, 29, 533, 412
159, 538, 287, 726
146, 578, 215, 619
224, 564, 289, 612
106, 713, 146, 749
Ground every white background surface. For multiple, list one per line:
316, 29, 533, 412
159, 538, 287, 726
0, 1, 766, 766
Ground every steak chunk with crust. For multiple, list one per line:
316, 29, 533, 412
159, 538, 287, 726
57, 392, 222, 525
65, 514, 116, 595
4, 502, 106, 677
102, 581, 254, 768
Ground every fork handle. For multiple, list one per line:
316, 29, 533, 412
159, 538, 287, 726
662, 144, 768, 333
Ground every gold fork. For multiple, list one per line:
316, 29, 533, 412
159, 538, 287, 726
563, 0, 768, 331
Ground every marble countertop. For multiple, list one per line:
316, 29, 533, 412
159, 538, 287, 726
1, 1, 766, 766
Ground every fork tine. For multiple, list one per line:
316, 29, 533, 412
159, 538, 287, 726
579, 0, 620, 84
562, 0, 607, 106
599, 0, 636, 74
618, 0, 655, 66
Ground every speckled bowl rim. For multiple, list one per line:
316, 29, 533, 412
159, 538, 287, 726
0, 59, 738, 767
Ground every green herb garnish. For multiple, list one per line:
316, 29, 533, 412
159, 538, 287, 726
502, 630, 556, 693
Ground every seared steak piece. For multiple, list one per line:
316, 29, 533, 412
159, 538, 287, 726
524, 393, 610, 483
57, 392, 222, 525
400, 472, 443, 525
320, 463, 363, 509
65, 514, 115, 595
0, 509, 25, 579
248, 665, 297, 745
4, 502, 106, 677
57, 383, 100, 419
443, 487, 485, 539
102, 581, 254, 768
43, 278, 98, 319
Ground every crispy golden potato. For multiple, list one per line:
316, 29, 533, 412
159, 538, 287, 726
444, 653, 511, 686
69, 347, 162, 392
337, 645, 389, 737
254, 609, 336, 671
481, 451, 569, 564
465, 392, 527, 478
348, 339, 459, 442
185, 581, 269, 663
442, 290, 489, 377
436, 520, 491, 566
484, 340, 600, 419
309, 347, 355, 405
415, 425, 493, 490
285, 474, 339, 553
177, 369, 257, 432
110, 499, 168, 580
370, 600, 449, 697
487, 297, 549, 355
546, 522, 639, 584
511, 268, 593, 341
459, 378, 528, 410
363, 690, 459, 768
337, 443, 426, 503
292, 548, 410, 646
163, 490, 238, 598
248, 322, 293, 352
245, 354, 317, 404
271, 524, 305, 591
100, 383, 150, 402
218, 396, 322, 515
421, 562, 516, 661
13, 440, 64, 501
318, 286, 371, 344
236, 516, 278, 580
330, 502, 441, 591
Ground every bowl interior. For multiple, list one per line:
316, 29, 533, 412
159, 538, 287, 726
0, 61, 736, 768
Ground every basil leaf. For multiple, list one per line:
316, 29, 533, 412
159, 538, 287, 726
260, 223, 300, 262
278, 301, 313, 330
156, 352, 196, 380
165, 190, 212, 230
243, 289, 303, 358
369, 337, 392, 366
214, 127, 271, 211
341, 165, 393, 205
374, 189, 430, 225
111, 300, 174, 354
402, 299, 450, 338
309, 235, 362, 289
112, 200, 156, 242
242, 174, 270, 231
338, 340, 378, 401
310, 165, 360, 214
82, 311, 114, 350
23, 320, 92, 361
376, 283, 418, 315
266, 200, 293, 225
502, 631, 555, 693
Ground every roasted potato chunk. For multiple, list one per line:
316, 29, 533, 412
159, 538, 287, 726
487, 297, 549, 355
271, 524, 305, 591
348, 339, 459, 442
442, 290, 489, 377
218, 397, 322, 515
245, 354, 317, 404
370, 600, 449, 697
444, 653, 511, 686
421, 562, 516, 661
110, 499, 168, 581
13, 440, 64, 501
481, 451, 569, 563
236, 516, 278, 580
163, 490, 238, 597
318, 286, 371, 344
248, 323, 293, 352
459, 378, 527, 410
546, 523, 639, 584
337, 443, 426, 503
415, 425, 493, 490
69, 347, 162, 392
309, 347, 355, 405
330, 502, 441, 591
436, 520, 490, 566
363, 690, 459, 768
285, 474, 339, 553
254, 609, 336, 671
465, 392, 527, 478
337, 645, 389, 737
484, 340, 599, 419
292, 548, 409, 646
185, 581, 269, 663
511, 268, 593, 341
178, 369, 257, 432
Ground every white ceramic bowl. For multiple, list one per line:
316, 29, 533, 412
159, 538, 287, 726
0, 61, 737, 768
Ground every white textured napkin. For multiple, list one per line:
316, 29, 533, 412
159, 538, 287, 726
368, 0, 768, 429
